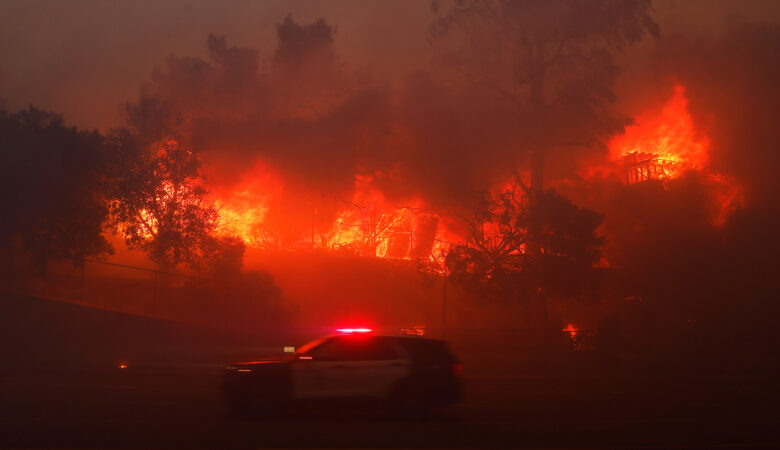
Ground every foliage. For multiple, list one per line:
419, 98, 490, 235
0, 106, 113, 270
108, 136, 219, 268
201, 234, 247, 281
446, 184, 604, 302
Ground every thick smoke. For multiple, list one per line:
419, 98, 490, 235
601, 18, 780, 251
657, 22, 780, 207
125, 15, 550, 225
3, 3, 779, 367
550, 17, 780, 368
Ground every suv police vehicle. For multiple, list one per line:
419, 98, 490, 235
223, 328, 462, 413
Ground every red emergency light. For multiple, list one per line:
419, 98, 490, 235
336, 328, 373, 334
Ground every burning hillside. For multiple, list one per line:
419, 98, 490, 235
3, 3, 780, 398
213, 170, 455, 262
209, 82, 743, 263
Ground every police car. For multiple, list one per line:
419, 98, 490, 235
223, 328, 462, 413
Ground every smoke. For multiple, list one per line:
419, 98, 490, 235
125, 14, 538, 230
548, 15, 780, 365
657, 22, 780, 207
3, 2, 780, 363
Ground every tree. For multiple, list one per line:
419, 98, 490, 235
430, 0, 658, 192
0, 106, 113, 272
201, 234, 246, 281
446, 183, 604, 307
108, 136, 219, 268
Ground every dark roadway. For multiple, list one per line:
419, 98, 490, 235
1, 367, 777, 449
0, 294, 777, 448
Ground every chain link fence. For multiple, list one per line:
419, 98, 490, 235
1, 252, 289, 335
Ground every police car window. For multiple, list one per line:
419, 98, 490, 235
305, 338, 339, 359
308, 336, 399, 361
359, 338, 399, 360
306, 337, 352, 360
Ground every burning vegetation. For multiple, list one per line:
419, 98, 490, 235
1, 1, 779, 372
213, 171, 452, 262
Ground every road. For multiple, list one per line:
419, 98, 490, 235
0, 294, 776, 448
1, 365, 777, 449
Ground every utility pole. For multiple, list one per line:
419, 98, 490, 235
312, 206, 316, 254
441, 272, 448, 339
153, 271, 158, 304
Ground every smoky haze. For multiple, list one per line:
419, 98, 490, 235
2, 6, 780, 447
3, 0, 780, 337
0, 0, 432, 130
0, 1, 778, 204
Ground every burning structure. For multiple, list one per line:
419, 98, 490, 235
2, 2, 777, 365
208, 82, 740, 261
587, 84, 743, 224
622, 151, 678, 184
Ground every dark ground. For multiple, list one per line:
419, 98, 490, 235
1, 293, 778, 449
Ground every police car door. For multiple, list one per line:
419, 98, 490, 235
292, 336, 359, 399
352, 337, 409, 398
293, 336, 407, 399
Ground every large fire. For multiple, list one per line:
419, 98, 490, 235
612, 84, 709, 183
212, 163, 279, 247
600, 84, 741, 223
212, 172, 453, 262
212, 83, 741, 259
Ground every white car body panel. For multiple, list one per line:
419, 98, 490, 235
291, 338, 411, 399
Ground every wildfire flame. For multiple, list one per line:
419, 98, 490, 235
612, 84, 709, 180
211, 172, 453, 263
604, 83, 742, 223
208, 83, 741, 260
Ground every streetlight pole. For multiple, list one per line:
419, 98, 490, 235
442, 272, 448, 339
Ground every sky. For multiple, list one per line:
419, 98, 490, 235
0, 0, 430, 130
2, 0, 780, 131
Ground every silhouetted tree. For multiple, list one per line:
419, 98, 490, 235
0, 106, 113, 272
108, 136, 219, 268
430, 0, 658, 192
201, 234, 246, 281
446, 183, 604, 307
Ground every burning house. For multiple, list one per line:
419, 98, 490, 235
622, 151, 678, 184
